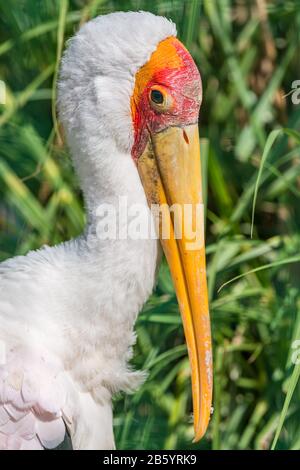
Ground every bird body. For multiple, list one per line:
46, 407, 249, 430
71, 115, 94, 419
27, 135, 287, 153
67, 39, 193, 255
0, 131, 158, 450
0, 11, 212, 450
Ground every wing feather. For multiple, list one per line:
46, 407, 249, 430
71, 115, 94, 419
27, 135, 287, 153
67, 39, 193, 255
0, 350, 71, 450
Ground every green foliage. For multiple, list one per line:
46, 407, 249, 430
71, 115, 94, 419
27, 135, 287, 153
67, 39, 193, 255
1, 0, 300, 450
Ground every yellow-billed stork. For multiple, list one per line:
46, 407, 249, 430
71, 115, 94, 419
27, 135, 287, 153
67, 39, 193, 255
0, 11, 212, 450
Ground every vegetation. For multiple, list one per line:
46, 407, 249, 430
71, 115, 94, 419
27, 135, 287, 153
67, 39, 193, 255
0, 0, 300, 450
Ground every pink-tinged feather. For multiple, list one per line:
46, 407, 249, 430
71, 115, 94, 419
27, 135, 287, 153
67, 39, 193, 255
7, 435, 22, 450
0, 356, 69, 450
21, 437, 43, 450
0, 412, 34, 436
4, 403, 25, 421
36, 418, 66, 449
0, 433, 8, 450
0, 406, 10, 426
1, 384, 20, 405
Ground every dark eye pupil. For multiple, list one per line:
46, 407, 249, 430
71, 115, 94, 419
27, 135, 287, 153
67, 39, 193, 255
151, 89, 164, 104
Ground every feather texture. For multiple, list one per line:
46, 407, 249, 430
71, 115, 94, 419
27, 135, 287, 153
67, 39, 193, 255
0, 11, 174, 449
0, 351, 66, 450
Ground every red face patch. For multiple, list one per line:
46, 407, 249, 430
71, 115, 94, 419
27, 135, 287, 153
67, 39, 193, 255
131, 37, 202, 160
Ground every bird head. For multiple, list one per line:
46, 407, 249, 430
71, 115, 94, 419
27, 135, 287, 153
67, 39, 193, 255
130, 36, 201, 159
58, 11, 212, 442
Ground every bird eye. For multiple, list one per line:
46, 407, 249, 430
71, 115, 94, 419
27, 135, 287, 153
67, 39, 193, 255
149, 86, 173, 113
150, 89, 164, 104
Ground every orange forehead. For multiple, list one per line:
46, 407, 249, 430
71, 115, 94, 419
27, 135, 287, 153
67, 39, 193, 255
131, 36, 184, 118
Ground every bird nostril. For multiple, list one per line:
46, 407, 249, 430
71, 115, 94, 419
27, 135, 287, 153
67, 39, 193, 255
183, 129, 189, 144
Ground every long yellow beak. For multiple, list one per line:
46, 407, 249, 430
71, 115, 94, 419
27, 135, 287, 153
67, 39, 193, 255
137, 124, 212, 442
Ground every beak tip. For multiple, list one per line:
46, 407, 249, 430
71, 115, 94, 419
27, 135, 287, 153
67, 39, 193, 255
192, 407, 212, 443
192, 422, 210, 443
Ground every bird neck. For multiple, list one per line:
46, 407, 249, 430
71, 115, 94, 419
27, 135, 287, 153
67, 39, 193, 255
66, 121, 147, 225
62, 134, 159, 397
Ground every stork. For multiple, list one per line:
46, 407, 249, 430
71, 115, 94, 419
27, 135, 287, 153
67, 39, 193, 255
0, 11, 212, 450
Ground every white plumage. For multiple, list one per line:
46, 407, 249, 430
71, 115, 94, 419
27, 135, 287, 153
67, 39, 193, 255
0, 12, 176, 450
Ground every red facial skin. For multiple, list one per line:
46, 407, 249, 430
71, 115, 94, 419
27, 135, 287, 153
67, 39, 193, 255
131, 40, 202, 161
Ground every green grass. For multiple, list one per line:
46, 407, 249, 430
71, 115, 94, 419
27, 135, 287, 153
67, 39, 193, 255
1, 0, 300, 450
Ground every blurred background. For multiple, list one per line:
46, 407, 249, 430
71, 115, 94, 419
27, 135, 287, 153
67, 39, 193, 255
0, 0, 300, 450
